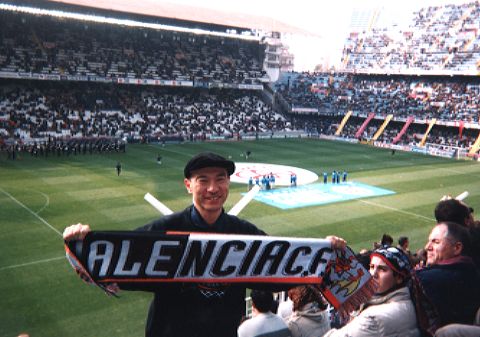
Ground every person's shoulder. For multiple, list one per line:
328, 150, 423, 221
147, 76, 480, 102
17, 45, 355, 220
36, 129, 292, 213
285, 311, 302, 326
238, 316, 288, 337
268, 311, 288, 323
136, 208, 190, 231
414, 264, 466, 288
259, 312, 288, 326
415, 265, 441, 278
387, 288, 417, 310
361, 298, 407, 319
223, 213, 266, 235
237, 316, 257, 336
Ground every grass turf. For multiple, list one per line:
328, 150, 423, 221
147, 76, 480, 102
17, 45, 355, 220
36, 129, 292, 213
1, 138, 479, 337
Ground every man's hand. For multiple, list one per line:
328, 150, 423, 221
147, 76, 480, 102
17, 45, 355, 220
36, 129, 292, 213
63, 224, 120, 295
326, 235, 347, 249
63, 223, 91, 241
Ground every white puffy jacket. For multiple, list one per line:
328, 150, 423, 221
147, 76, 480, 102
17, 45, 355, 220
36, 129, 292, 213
323, 287, 420, 337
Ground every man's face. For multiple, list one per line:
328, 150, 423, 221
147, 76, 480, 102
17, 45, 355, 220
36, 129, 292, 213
184, 166, 229, 216
369, 256, 401, 294
425, 224, 460, 265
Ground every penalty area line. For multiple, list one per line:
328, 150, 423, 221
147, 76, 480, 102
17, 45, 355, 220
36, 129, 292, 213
358, 199, 434, 222
0, 187, 62, 236
0, 256, 65, 271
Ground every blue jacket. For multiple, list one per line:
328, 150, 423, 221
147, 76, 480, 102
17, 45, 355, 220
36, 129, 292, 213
415, 256, 480, 328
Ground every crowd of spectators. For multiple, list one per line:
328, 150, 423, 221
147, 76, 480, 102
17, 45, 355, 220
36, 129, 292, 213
277, 72, 480, 150
3, 68, 480, 153
0, 10, 267, 85
277, 72, 480, 123
343, 1, 480, 74
0, 80, 289, 148
2, 4, 480, 155
338, 118, 477, 149
2, 76, 479, 154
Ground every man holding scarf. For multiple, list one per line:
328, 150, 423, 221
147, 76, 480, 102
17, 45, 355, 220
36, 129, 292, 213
64, 151, 347, 337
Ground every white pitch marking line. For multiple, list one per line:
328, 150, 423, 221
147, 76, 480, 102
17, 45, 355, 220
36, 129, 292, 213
35, 190, 50, 215
0, 187, 62, 236
144, 193, 173, 215
358, 199, 435, 222
228, 184, 260, 216
0, 256, 65, 271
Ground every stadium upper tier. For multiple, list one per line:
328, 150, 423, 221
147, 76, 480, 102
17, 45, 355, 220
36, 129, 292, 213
342, 1, 480, 75
0, 10, 268, 86
276, 72, 480, 123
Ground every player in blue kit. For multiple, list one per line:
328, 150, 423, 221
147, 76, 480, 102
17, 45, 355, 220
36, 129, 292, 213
269, 173, 276, 189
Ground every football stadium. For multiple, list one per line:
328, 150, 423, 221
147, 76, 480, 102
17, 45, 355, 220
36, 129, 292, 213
1, 1, 479, 337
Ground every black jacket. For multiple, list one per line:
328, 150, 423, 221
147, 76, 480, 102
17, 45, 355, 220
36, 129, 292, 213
130, 205, 266, 337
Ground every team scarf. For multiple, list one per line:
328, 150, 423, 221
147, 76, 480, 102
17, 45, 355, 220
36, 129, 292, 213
65, 231, 375, 316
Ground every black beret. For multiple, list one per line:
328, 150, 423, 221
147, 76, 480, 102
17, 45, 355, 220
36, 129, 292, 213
184, 152, 235, 178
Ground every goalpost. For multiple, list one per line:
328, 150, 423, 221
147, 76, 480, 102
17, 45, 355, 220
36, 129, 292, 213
424, 143, 469, 160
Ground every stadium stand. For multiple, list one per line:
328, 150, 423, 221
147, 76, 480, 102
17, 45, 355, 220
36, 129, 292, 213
2, 1, 480, 161
275, 72, 480, 157
276, 72, 480, 123
342, 1, 480, 75
0, 80, 288, 145
0, 10, 267, 85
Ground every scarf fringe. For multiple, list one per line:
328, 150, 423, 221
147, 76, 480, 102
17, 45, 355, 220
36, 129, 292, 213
336, 276, 377, 321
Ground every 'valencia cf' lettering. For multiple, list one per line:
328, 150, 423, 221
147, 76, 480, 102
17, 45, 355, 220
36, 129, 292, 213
253, 241, 290, 275
285, 246, 312, 275
309, 247, 332, 275
238, 240, 262, 275
146, 240, 183, 277
178, 240, 216, 276
80, 233, 336, 283
114, 240, 141, 276
88, 240, 114, 277
212, 240, 246, 276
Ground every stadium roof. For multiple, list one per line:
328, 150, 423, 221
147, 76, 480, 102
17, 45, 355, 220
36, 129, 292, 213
46, 0, 310, 34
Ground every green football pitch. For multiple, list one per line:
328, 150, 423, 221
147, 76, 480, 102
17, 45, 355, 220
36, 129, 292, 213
1, 138, 478, 337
